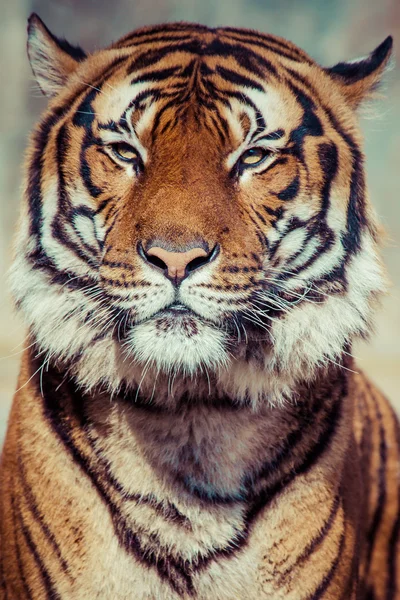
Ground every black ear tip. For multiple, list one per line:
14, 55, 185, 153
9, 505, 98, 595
375, 35, 393, 60
383, 35, 393, 48
28, 12, 40, 27
27, 13, 43, 37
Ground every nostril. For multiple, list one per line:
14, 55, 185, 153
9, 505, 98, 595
146, 253, 168, 271
186, 255, 209, 272
187, 244, 220, 273
138, 241, 220, 283
137, 242, 167, 272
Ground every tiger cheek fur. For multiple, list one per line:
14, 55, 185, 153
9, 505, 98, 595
0, 13, 399, 600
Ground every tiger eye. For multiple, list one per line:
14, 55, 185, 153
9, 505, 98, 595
111, 142, 138, 162
240, 147, 270, 167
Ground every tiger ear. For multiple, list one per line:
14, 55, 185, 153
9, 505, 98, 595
27, 13, 87, 97
325, 36, 393, 108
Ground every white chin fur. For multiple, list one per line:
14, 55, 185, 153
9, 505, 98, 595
11, 227, 386, 407
126, 313, 229, 376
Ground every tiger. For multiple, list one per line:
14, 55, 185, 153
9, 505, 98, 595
0, 11, 398, 599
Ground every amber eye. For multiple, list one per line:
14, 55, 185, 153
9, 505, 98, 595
110, 142, 139, 163
239, 147, 271, 167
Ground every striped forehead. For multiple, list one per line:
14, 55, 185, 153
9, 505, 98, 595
89, 42, 305, 147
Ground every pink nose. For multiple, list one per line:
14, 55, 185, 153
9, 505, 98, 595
147, 246, 208, 281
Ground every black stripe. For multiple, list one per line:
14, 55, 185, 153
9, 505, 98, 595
250, 374, 344, 512
72, 86, 98, 128
102, 203, 120, 228
72, 86, 105, 199
307, 526, 346, 599
70, 205, 102, 256
253, 209, 268, 225
193, 371, 346, 569
222, 89, 266, 131
282, 225, 335, 275
366, 387, 387, 570
97, 120, 122, 133
276, 174, 300, 201
17, 502, 61, 600
52, 124, 99, 266
221, 30, 308, 64
126, 41, 204, 74
130, 66, 181, 85
11, 490, 32, 600
342, 144, 366, 256
274, 143, 338, 273
94, 196, 113, 215
278, 494, 341, 585
121, 33, 195, 49
250, 392, 329, 485
317, 142, 339, 215
386, 408, 400, 600
256, 128, 285, 142
102, 208, 122, 244
207, 113, 227, 144
28, 251, 99, 291
68, 387, 192, 532
288, 81, 323, 149
119, 24, 210, 44
151, 96, 190, 139
27, 55, 129, 275
136, 496, 193, 530
206, 38, 278, 78
246, 212, 269, 251
101, 259, 136, 269
120, 25, 210, 44
128, 35, 278, 85
0, 552, 8, 600
122, 28, 282, 76
222, 27, 311, 60
34, 352, 347, 592
215, 65, 264, 91
263, 204, 282, 217
17, 455, 70, 577
285, 67, 367, 257
38, 367, 196, 596
28, 105, 70, 241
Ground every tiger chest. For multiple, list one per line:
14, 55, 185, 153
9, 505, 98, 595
50, 478, 350, 600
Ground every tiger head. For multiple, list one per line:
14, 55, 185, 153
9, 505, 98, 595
12, 15, 392, 406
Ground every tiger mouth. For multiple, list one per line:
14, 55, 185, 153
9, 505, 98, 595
147, 303, 202, 321
133, 303, 211, 331
154, 303, 215, 329
164, 303, 192, 314
115, 284, 316, 345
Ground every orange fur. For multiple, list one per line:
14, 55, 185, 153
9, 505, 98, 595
0, 16, 398, 599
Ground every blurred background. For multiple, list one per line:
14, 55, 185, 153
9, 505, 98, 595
0, 0, 399, 444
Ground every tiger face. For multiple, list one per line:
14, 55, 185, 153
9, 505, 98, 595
12, 16, 392, 405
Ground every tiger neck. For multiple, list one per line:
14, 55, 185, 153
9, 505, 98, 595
36, 353, 351, 505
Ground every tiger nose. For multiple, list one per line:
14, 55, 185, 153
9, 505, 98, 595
139, 242, 218, 285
